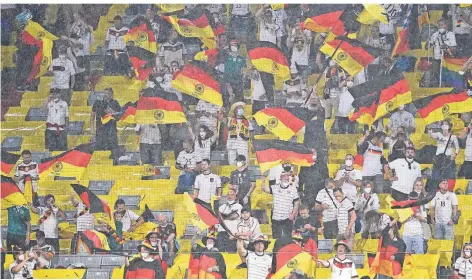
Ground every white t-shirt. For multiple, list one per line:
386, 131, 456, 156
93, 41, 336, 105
9, 260, 37, 279
431, 191, 458, 224
270, 184, 299, 221
429, 31, 457, 60
403, 207, 426, 236
218, 201, 242, 233
46, 100, 69, 128
272, 8, 288, 36
337, 87, 354, 117
431, 132, 460, 156
328, 257, 358, 279
315, 188, 338, 222
464, 134, 472, 161
388, 158, 422, 195
38, 207, 59, 238
105, 26, 129, 50
246, 251, 272, 279
259, 20, 278, 45
252, 74, 267, 101
334, 168, 362, 203
237, 217, 261, 241
194, 172, 222, 204
458, 258, 472, 279
362, 141, 384, 177
121, 210, 141, 232
49, 58, 75, 89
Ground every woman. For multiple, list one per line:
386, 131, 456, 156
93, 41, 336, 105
428, 120, 460, 181
226, 102, 253, 164
454, 243, 472, 278
402, 180, 428, 254
188, 124, 218, 162
375, 218, 406, 279
355, 181, 380, 234
124, 241, 165, 279
458, 121, 472, 179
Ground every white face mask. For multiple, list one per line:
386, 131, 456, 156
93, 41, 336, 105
438, 28, 446, 33
54, 98, 60, 102
465, 250, 471, 257
59, 54, 66, 59
237, 108, 244, 116
141, 252, 149, 259
364, 187, 372, 194
346, 81, 354, 88
442, 124, 449, 130
236, 161, 244, 168
345, 159, 353, 167
151, 241, 157, 246
399, 105, 405, 110
230, 46, 238, 52
199, 132, 206, 138
281, 181, 290, 187
206, 243, 214, 250
18, 254, 25, 261
329, 60, 336, 67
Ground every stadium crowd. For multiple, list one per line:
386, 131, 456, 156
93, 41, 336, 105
1, 3, 472, 279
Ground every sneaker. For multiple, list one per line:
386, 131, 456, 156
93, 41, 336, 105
236, 263, 247, 269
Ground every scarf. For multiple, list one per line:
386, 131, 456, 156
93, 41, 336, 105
229, 117, 250, 140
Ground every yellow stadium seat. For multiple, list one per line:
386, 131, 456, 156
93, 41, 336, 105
353, 239, 379, 254
1, 46, 17, 70
34, 269, 87, 279
4, 107, 30, 122
427, 239, 454, 267
403, 254, 440, 279
315, 268, 331, 279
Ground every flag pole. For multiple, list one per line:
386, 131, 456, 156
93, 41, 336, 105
439, 51, 443, 87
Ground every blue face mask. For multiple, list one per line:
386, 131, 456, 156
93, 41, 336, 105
237, 108, 244, 116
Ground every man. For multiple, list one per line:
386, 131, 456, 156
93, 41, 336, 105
229, 4, 255, 44
70, 196, 95, 232
124, 241, 165, 279
388, 105, 415, 137
114, 199, 144, 233
283, 70, 308, 107
28, 231, 56, 268
222, 40, 247, 103
314, 178, 338, 239
427, 18, 457, 86
190, 231, 227, 279
156, 214, 178, 266
318, 241, 358, 279
157, 29, 187, 68
430, 179, 459, 240
293, 205, 321, 242
268, 162, 299, 192
104, 15, 129, 75
175, 139, 200, 193
90, 87, 121, 164
335, 75, 356, 134
230, 155, 256, 209
41, 89, 69, 151
334, 154, 362, 203
8, 245, 45, 279
237, 235, 272, 279
388, 147, 422, 201
261, 173, 300, 239
217, 188, 242, 252
333, 188, 356, 250
450, 4, 472, 56
194, 159, 222, 204
357, 131, 388, 193
6, 204, 31, 252
13, 150, 39, 197
31, 194, 66, 254
135, 123, 163, 166
236, 208, 262, 242
48, 45, 75, 105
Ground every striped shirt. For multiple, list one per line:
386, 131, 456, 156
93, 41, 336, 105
270, 183, 299, 221
105, 26, 129, 50
194, 173, 221, 204
38, 207, 59, 238
176, 150, 200, 170
245, 251, 272, 279
455, 257, 471, 273
14, 161, 39, 193
328, 257, 358, 279
389, 158, 421, 195
237, 217, 261, 241
194, 137, 212, 162
334, 168, 362, 203
218, 201, 242, 233
403, 208, 426, 236
459, 258, 472, 279
336, 198, 354, 234
431, 191, 458, 224
354, 193, 380, 214
76, 213, 95, 232
315, 188, 338, 223
362, 141, 383, 177
195, 100, 220, 131
431, 132, 460, 156
49, 57, 75, 89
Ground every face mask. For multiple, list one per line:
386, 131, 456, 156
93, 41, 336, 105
312, 155, 317, 162
206, 244, 214, 250
438, 28, 446, 33
329, 60, 336, 67
237, 108, 244, 116
345, 159, 353, 167
18, 254, 25, 261
236, 161, 244, 168
364, 187, 372, 194
281, 182, 290, 187
459, 70, 465, 75
199, 132, 206, 138
465, 250, 471, 257
346, 81, 354, 88
54, 98, 60, 102
151, 241, 157, 246
399, 105, 405, 110
141, 252, 149, 259
283, 166, 292, 172
230, 46, 238, 52
59, 54, 66, 59
442, 124, 449, 130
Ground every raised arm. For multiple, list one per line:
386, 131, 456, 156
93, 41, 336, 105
261, 176, 271, 193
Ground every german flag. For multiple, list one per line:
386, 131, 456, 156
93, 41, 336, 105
38, 143, 94, 179
253, 107, 316, 141
159, 4, 185, 13
1, 151, 20, 175
247, 41, 290, 80
194, 48, 219, 67
253, 140, 314, 173
124, 23, 157, 53
163, 8, 215, 38
271, 4, 288, 11
413, 90, 472, 125
392, 5, 421, 57
101, 114, 114, 125
349, 73, 412, 124
330, 4, 363, 37
120, 102, 137, 123
369, 236, 404, 278
184, 193, 219, 230
320, 36, 383, 76
141, 204, 155, 222
127, 45, 155, 81
198, 253, 226, 279
359, 4, 395, 24
390, 191, 435, 222
418, 5, 430, 32
272, 243, 315, 279
172, 60, 223, 106
1, 175, 28, 207
136, 88, 187, 124
442, 58, 468, 88
71, 229, 110, 254
304, 11, 344, 33
71, 183, 111, 217
23, 20, 59, 41
124, 255, 165, 279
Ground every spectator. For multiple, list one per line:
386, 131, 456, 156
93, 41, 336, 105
249, 68, 271, 114
41, 88, 69, 151
124, 241, 165, 279
355, 182, 380, 235
157, 29, 187, 68
230, 155, 256, 209
145, 229, 163, 261
70, 196, 95, 232
357, 130, 388, 193
388, 105, 415, 137
217, 188, 242, 253
175, 139, 200, 194
236, 235, 272, 278
388, 147, 422, 201
293, 205, 321, 242
98, 211, 124, 252
190, 231, 227, 279
195, 100, 221, 132
229, 4, 255, 44
168, 122, 193, 160
6, 205, 31, 252
430, 179, 459, 240
314, 178, 338, 239
9, 245, 45, 279
428, 120, 460, 182
90, 87, 121, 164
235, 208, 261, 242
261, 173, 300, 239
268, 161, 299, 189
317, 241, 358, 279
188, 124, 217, 163
334, 154, 363, 204
361, 210, 391, 239
194, 159, 222, 204
255, 6, 279, 45
227, 102, 253, 164
387, 129, 415, 162
28, 231, 55, 268
222, 41, 247, 103
63, 11, 94, 74
449, 4, 472, 56
333, 188, 356, 249
322, 61, 346, 120
104, 15, 129, 75
458, 121, 472, 179
454, 243, 472, 278
135, 123, 163, 166
31, 194, 65, 254
114, 199, 144, 233
402, 191, 428, 254
48, 45, 75, 105
458, 258, 472, 279
376, 218, 406, 279
427, 18, 457, 86
282, 69, 308, 107
13, 150, 39, 197
364, 25, 389, 51
287, 24, 312, 78
335, 75, 356, 134
271, 6, 288, 50
156, 214, 178, 267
